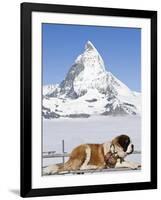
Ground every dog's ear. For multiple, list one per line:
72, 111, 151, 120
110, 144, 115, 153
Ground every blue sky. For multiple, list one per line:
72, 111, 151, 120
42, 24, 141, 92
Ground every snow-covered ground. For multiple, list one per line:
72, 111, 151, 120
43, 115, 141, 167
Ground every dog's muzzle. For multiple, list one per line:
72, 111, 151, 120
127, 144, 134, 154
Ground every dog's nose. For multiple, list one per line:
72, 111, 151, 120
131, 144, 134, 150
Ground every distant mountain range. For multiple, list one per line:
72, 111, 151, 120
43, 41, 141, 119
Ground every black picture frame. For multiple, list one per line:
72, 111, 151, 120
20, 2, 157, 197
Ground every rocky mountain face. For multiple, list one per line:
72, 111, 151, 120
43, 41, 141, 119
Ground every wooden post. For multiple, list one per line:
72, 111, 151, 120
62, 140, 65, 164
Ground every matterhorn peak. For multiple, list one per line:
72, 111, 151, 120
74, 40, 105, 71
85, 40, 96, 51
43, 41, 141, 118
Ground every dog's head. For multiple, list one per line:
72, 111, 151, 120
111, 135, 134, 158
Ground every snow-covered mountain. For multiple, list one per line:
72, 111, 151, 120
43, 41, 141, 119
43, 84, 59, 96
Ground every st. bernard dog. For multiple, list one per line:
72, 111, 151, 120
43, 135, 140, 175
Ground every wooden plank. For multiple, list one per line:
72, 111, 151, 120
132, 150, 141, 154
43, 153, 69, 158
43, 166, 141, 176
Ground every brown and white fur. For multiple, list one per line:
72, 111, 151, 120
43, 135, 140, 175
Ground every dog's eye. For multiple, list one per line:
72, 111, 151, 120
125, 139, 129, 144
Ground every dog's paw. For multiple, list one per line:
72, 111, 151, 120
43, 166, 51, 175
43, 165, 58, 175
130, 163, 141, 170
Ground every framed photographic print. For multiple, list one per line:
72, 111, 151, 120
21, 2, 157, 197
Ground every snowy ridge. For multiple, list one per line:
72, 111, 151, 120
43, 84, 59, 96
43, 41, 141, 118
